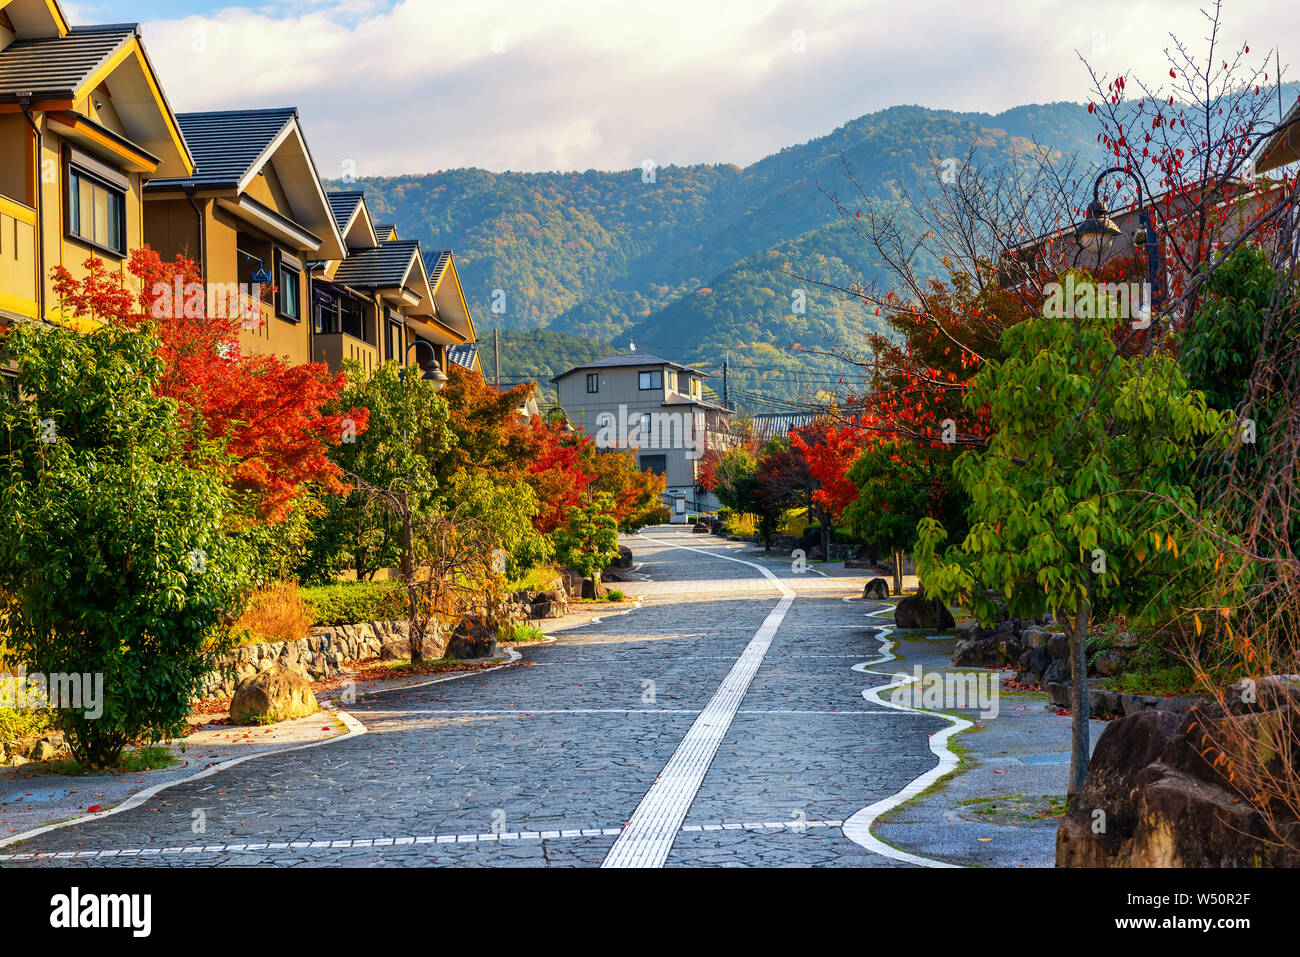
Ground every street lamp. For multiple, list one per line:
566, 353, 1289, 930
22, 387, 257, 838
1077, 166, 1164, 310
400, 339, 448, 391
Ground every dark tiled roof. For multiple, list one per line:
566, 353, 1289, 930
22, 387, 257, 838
552, 352, 683, 382
749, 412, 822, 441
0, 24, 138, 100
448, 343, 478, 370
332, 239, 420, 287
374, 223, 396, 240
422, 249, 451, 288
145, 108, 297, 190
326, 190, 364, 232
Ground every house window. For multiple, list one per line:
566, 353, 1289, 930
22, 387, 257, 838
340, 298, 364, 340
638, 369, 662, 390
313, 291, 339, 334
277, 255, 301, 321
639, 454, 667, 475
587, 373, 599, 393
67, 163, 126, 256
387, 319, 404, 363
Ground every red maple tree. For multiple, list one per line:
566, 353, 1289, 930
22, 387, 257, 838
52, 250, 367, 521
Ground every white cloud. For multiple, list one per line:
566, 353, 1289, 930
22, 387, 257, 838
136, 0, 1297, 175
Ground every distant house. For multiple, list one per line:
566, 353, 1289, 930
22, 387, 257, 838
552, 352, 735, 514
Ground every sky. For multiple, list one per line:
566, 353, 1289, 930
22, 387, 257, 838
61, 0, 1290, 177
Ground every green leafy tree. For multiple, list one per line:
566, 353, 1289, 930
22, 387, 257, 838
0, 322, 251, 766
441, 470, 553, 576
916, 274, 1230, 794
552, 493, 621, 580
845, 440, 967, 595
302, 360, 453, 582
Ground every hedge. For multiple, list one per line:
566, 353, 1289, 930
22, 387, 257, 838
299, 580, 407, 627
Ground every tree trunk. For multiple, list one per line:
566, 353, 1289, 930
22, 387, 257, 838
1067, 598, 1092, 797
820, 519, 831, 566
892, 550, 904, 597
401, 509, 424, 665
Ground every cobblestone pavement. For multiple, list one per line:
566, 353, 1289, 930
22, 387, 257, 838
1, 527, 948, 868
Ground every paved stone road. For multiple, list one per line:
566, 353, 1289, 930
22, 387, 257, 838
2, 527, 948, 868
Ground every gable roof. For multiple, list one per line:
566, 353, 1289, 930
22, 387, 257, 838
374, 223, 397, 241
1255, 98, 1300, 175
448, 343, 478, 372
332, 238, 422, 287
146, 107, 297, 190
0, 0, 71, 39
0, 22, 134, 100
326, 190, 364, 232
422, 249, 452, 288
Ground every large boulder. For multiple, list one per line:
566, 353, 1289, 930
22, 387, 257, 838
1015, 646, 1053, 686
380, 626, 447, 662
529, 588, 569, 620
447, 615, 499, 660
894, 589, 955, 631
1057, 679, 1300, 867
952, 619, 1025, 667
230, 667, 318, 725
581, 577, 608, 600
862, 578, 890, 600
692, 521, 710, 534
611, 545, 634, 569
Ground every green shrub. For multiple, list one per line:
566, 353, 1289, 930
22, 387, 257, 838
503, 623, 546, 643
606, 589, 626, 602
299, 580, 407, 627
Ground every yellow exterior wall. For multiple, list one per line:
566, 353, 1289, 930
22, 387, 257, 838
37, 120, 146, 325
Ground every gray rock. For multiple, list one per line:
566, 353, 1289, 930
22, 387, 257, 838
862, 578, 890, 600
1042, 658, 1070, 687
1047, 681, 1072, 708
894, 590, 956, 630
230, 667, 318, 725
1047, 633, 1070, 661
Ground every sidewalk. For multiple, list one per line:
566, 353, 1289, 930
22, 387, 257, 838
867, 613, 1104, 867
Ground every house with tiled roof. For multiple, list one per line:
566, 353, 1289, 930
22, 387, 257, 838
552, 351, 735, 514
143, 106, 344, 366
0, 0, 193, 325
306, 192, 478, 381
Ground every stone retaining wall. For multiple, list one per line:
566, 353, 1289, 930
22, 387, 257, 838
198, 620, 413, 699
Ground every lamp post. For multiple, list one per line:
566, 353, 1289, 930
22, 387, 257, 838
1076, 166, 1164, 312
400, 339, 448, 391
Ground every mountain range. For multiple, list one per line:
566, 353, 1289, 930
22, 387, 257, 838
341, 101, 1112, 409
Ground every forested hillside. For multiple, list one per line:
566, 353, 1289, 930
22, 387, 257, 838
341, 101, 1108, 406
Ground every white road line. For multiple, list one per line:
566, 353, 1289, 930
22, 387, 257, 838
0, 818, 843, 863
602, 532, 796, 868
0, 650, 522, 855
0, 705, 367, 853
840, 602, 969, 868
358, 708, 908, 716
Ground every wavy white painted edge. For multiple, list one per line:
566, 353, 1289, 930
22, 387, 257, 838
841, 601, 970, 868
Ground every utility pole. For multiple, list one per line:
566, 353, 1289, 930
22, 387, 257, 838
722, 356, 729, 409
494, 328, 501, 390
